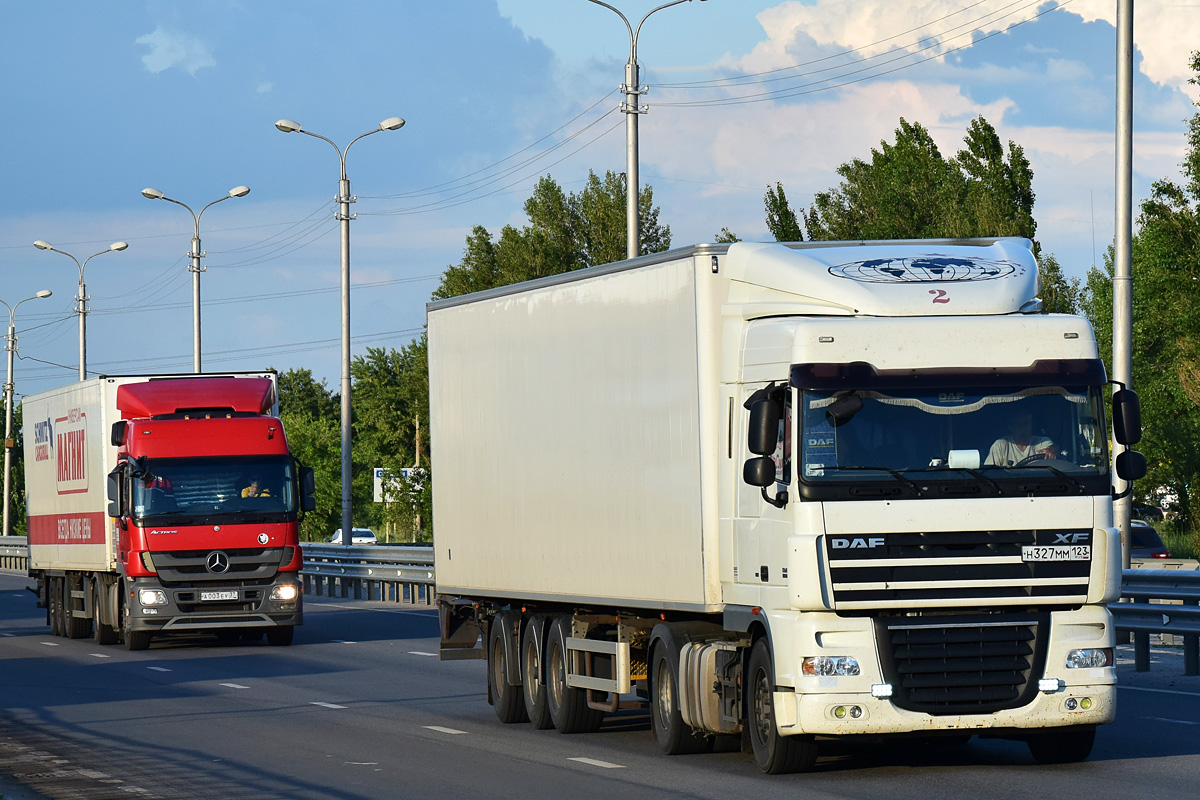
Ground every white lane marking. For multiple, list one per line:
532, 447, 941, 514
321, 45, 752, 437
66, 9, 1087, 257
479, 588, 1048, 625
40, 642, 60, 646
345, 761, 379, 766
569, 757, 626, 769
220, 683, 250, 689
408, 651, 437, 657
331, 639, 357, 644
1120, 685, 1200, 698
423, 726, 468, 735
89, 653, 112, 659
312, 702, 347, 710
2, 632, 14, 636
147, 666, 172, 672
1144, 716, 1200, 726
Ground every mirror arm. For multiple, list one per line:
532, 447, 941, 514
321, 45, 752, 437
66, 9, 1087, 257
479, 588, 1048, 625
761, 487, 789, 509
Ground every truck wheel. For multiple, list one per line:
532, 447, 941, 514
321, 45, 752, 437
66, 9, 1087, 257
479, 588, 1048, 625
747, 638, 817, 774
124, 630, 152, 651
651, 644, 712, 755
521, 618, 553, 729
93, 582, 118, 645
488, 617, 528, 723
266, 626, 294, 646
1027, 726, 1095, 764
546, 616, 604, 734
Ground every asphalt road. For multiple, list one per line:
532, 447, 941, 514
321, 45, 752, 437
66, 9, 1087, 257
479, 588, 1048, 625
1, 570, 1198, 800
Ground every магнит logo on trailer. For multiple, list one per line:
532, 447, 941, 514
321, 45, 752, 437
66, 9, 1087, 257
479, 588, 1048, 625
55, 408, 88, 495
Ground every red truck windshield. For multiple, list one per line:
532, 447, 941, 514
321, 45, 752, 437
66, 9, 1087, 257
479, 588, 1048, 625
133, 455, 297, 523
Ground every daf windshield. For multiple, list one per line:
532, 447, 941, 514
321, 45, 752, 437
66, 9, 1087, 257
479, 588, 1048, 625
132, 455, 297, 524
792, 359, 1111, 500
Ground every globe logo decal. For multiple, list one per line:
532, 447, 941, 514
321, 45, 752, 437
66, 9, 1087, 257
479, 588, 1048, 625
829, 256, 1019, 283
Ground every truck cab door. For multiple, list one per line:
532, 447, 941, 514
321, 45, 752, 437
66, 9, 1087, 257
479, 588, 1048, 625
733, 382, 792, 593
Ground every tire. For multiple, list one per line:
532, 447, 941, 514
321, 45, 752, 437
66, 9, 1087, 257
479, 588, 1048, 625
265, 626, 294, 646
747, 638, 817, 774
124, 630, 152, 651
1028, 726, 1095, 764
545, 616, 604, 734
93, 581, 118, 645
521, 618, 553, 729
488, 616, 528, 723
651, 644, 711, 755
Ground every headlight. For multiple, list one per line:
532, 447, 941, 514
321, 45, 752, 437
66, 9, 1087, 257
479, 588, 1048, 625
802, 656, 861, 677
1066, 648, 1112, 668
270, 584, 299, 602
139, 589, 167, 606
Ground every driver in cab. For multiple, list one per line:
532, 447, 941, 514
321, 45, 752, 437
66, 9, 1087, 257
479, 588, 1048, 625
985, 407, 1058, 466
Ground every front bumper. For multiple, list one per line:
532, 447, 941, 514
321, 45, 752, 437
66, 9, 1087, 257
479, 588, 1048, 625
125, 574, 303, 633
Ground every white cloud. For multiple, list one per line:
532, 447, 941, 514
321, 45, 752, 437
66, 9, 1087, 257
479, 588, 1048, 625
136, 26, 216, 76
1068, 0, 1199, 93
257, 81, 273, 94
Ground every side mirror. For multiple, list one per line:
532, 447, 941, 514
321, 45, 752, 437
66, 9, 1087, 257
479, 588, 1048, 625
743, 456, 775, 488
1116, 449, 1147, 481
1112, 389, 1142, 445
110, 421, 127, 447
747, 399, 781, 456
825, 393, 863, 427
106, 467, 121, 518
300, 465, 317, 512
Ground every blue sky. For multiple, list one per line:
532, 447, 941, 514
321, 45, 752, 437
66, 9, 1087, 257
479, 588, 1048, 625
1, 1, 1195, 398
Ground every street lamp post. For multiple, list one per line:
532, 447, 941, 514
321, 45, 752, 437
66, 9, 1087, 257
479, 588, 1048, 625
33, 240, 128, 381
275, 117, 405, 547
3, 290, 53, 537
587, 0, 704, 260
141, 185, 251, 373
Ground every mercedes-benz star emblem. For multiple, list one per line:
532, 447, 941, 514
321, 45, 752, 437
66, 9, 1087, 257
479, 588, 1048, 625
206, 551, 230, 574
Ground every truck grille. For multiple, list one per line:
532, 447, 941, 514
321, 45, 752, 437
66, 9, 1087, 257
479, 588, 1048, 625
150, 548, 284, 584
825, 529, 1091, 610
876, 613, 1049, 715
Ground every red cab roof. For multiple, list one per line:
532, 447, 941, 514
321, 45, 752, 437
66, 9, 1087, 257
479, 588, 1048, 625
116, 377, 276, 419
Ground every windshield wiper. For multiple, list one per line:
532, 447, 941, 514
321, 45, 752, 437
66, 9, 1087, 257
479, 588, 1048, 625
818, 465, 925, 497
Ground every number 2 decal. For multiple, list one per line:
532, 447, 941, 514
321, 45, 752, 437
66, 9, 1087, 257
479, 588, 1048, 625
929, 289, 949, 304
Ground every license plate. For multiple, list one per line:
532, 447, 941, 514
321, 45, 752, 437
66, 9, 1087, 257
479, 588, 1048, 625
200, 590, 238, 601
1021, 545, 1091, 562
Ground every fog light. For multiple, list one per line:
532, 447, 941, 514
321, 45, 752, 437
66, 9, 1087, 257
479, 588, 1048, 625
833, 706, 848, 719
849, 706, 863, 719
139, 589, 167, 606
803, 656, 861, 677
270, 584, 299, 602
1065, 697, 1078, 711
1079, 697, 1093, 710
1066, 648, 1112, 668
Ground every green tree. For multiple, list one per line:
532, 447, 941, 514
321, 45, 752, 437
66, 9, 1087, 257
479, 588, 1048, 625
276, 367, 338, 419
764, 182, 804, 241
278, 409, 341, 542
7, 403, 27, 537
1038, 253, 1082, 314
714, 227, 740, 243
799, 116, 1038, 249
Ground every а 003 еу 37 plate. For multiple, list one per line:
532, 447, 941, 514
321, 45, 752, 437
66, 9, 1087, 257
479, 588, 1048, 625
1021, 545, 1091, 562
200, 590, 239, 601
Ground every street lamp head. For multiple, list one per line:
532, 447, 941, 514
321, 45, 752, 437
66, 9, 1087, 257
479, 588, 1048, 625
228, 185, 251, 198
33, 240, 52, 251
275, 119, 302, 133
110, 241, 129, 252
141, 187, 165, 200
35, 290, 52, 299
379, 117, 406, 132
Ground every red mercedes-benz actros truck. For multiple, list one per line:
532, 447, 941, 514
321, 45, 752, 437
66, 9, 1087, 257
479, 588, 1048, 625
23, 372, 316, 650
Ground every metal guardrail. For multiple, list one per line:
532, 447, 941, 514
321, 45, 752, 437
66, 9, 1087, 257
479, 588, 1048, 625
0, 536, 28, 570
299, 543, 436, 605
1111, 569, 1200, 676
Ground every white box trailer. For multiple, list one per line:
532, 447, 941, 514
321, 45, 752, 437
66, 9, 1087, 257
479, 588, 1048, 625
427, 239, 1145, 773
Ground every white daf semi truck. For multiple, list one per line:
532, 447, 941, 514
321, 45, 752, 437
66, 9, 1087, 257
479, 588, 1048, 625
427, 239, 1145, 773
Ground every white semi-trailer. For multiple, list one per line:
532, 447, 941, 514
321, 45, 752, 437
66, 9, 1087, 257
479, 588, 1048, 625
427, 239, 1145, 773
